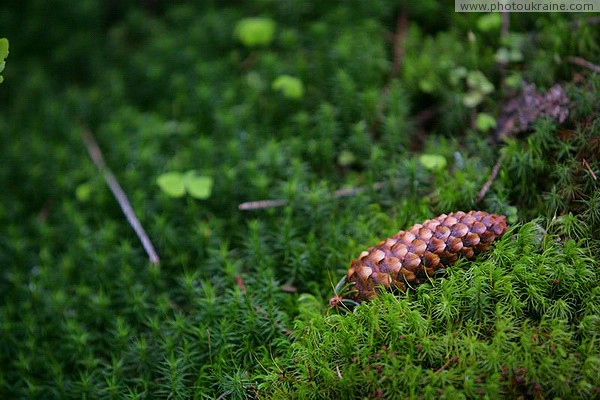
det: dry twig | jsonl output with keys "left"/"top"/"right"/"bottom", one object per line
{"left": 238, "top": 199, "right": 288, "bottom": 211}
{"left": 435, "top": 356, "right": 459, "bottom": 373}
{"left": 239, "top": 182, "right": 386, "bottom": 211}
{"left": 372, "top": 8, "right": 409, "bottom": 137}
{"left": 568, "top": 56, "right": 600, "bottom": 75}
{"left": 235, "top": 276, "right": 247, "bottom": 294}
{"left": 390, "top": 9, "right": 408, "bottom": 78}
{"left": 215, "top": 390, "right": 233, "bottom": 400}
{"left": 501, "top": 12, "right": 510, "bottom": 38}
{"left": 582, "top": 159, "right": 598, "bottom": 181}
{"left": 81, "top": 128, "right": 160, "bottom": 264}
{"left": 476, "top": 154, "right": 505, "bottom": 203}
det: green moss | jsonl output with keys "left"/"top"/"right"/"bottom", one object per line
{"left": 258, "top": 224, "right": 600, "bottom": 398}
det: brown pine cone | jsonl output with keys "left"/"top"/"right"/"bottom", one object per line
{"left": 329, "top": 211, "right": 507, "bottom": 306}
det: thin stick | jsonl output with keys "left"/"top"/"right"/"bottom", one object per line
{"left": 390, "top": 9, "right": 408, "bottom": 78}
{"left": 500, "top": 12, "right": 510, "bottom": 38}
{"left": 238, "top": 199, "right": 288, "bottom": 211}
{"left": 582, "top": 159, "right": 597, "bottom": 181}
{"left": 234, "top": 275, "right": 247, "bottom": 294}
{"left": 37, "top": 198, "right": 52, "bottom": 223}
{"left": 476, "top": 154, "right": 505, "bottom": 202}
{"left": 238, "top": 182, "right": 387, "bottom": 211}
{"left": 81, "top": 128, "right": 160, "bottom": 264}
{"left": 372, "top": 9, "right": 408, "bottom": 137}
{"left": 568, "top": 56, "right": 600, "bottom": 74}
{"left": 435, "top": 356, "right": 458, "bottom": 373}
{"left": 215, "top": 390, "right": 233, "bottom": 400}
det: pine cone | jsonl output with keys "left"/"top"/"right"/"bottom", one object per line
{"left": 330, "top": 211, "right": 507, "bottom": 306}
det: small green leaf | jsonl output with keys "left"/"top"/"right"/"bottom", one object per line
{"left": 75, "top": 183, "right": 93, "bottom": 202}
{"left": 477, "top": 13, "right": 501, "bottom": 32}
{"left": 0, "top": 38, "right": 8, "bottom": 83}
{"left": 449, "top": 66, "right": 468, "bottom": 86}
{"left": 235, "top": 17, "right": 276, "bottom": 47}
{"left": 494, "top": 47, "right": 511, "bottom": 64}
{"left": 495, "top": 47, "right": 522, "bottom": 64}
{"left": 272, "top": 75, "right": 304, "bottom": 99}
{"left": 246, "top": 71, "right": 265, "bottom": 91}
{"left": 467, "top": 71, "right": 494, "bottom": 95}
{"left": 157, "top": 172, "right": 185, "bottom": 198}
{"left": 184, "top": 173, "right": 213, "bottom": 200}
{"left": 418, "top": 78, "right": 435, "bottom": 93}
{"left": 337, "top": 150, "right": 355, "bottom": 167}
{"left": 509, "top": 49, "right": 523, "bottom": 62}
{"left": 419, "top": 154, "right": 447, "bottom": 171}
{"left": 463, "top": 91, "right": 484, "bottom": 108}
{"left": 476, "top": 113, "right": 497, "bottom": 132}
{"left": 505, "top": 73, "right": 522, "bottom": 89}
{"left": 507, "top": 206, "right": 518, "bottom": 224}
{"left": 500, "top": 32, "right": 525, "bottom": 49}
{"left": 0, "top": 39, "right": 8, "bottom": 64}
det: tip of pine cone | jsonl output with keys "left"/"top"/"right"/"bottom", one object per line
{"left": 328, "top": 295, "right": 343, "bottom": 308}
{"left": 328, "top": 295, "right": 361, "bottom": 309}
